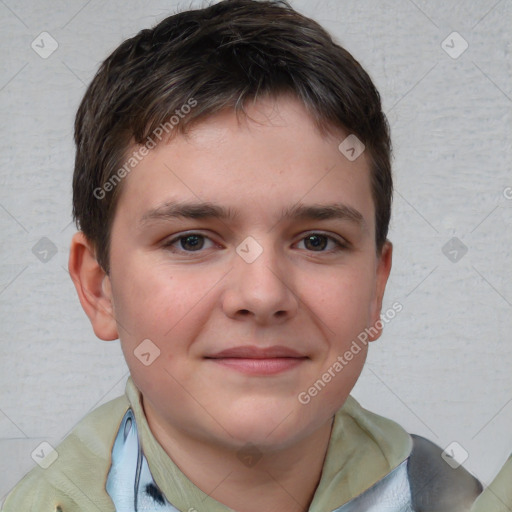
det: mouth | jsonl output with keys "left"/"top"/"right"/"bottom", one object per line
{"left": 204, "top": 345, "right": 309, "bottom": 375}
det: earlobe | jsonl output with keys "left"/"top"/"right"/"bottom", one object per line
{"left": 368, "top": 240, "right": 393, "bottom": 342}
{"left": 68, "top": 232, "right": 119, "bottom": 341}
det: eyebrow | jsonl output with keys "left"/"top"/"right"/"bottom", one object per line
{"left": 140, "top": 200, "right": 366, "bottom": 228}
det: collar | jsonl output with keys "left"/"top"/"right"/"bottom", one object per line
{"left": 116, "top": 376, "right": 412, "bottom": 511}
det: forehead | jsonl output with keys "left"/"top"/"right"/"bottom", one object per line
{"left": 113, "top": 96, "right": 374, "bottom": 230}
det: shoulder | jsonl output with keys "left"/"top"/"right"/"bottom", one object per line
{"left": 407, "top": 434, "right": 483, "bottom": 511}
{"left": 470, "top": 454, "right": 512, "bottom": 511}
{"left": 338, "top": 398, "right": 483, "bottom": 511}
{"left": 340, "top": 395, "right": 413, "bottom": 466}
{"left": 1, "top": 394, "right": 130, "bottom": 512}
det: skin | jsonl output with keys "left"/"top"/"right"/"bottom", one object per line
{"left": 69, "top": 95, "right": 392, "bottom": 512}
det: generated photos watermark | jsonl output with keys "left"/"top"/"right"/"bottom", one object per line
{"left": 338, "top": 134, "right": 365, "bottom": 161}
{"left": 134, "top": 338, "right": 161, "bottom": 366}
{"left": 298, "top": 302, "right": 403, "bottom": 405}
{"left": 93, "top": 97, "right": 198, "bottom": 200}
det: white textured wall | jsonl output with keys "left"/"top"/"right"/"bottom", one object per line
{"left": 1, "top": 0, "right": 511, "bottom": 501}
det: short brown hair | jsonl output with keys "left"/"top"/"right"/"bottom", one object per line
{"left": 73, "top": 0, "right": 392, "bottom": 272}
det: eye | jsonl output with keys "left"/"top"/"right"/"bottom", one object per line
{"left": 296, "top": 233, "right": 346, "bottom": 252}
{"left": 163, "top": 233, "right": 216, "bottom": 252}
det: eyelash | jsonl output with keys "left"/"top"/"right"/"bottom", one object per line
{"left": 161, "top": 231, "right": 348, "bottom": 255}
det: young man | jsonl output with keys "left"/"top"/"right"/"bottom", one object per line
{"left": 2, "top": 1, "right": 493, "bottom": 510}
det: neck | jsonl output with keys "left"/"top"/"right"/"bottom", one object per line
{"left": 143, "top": 401, "right": 334, "bottom": 512}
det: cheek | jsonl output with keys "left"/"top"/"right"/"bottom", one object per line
{"left": 111, "top": 260, "right": 201, "bottom": 331}
{"left": 112, "top": 263, "right": 212, "bottom": 406}
{"left": 308, "top": 264, "right": 376, "bottom": 336}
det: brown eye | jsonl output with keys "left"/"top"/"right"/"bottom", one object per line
{"left": 296, "top": 233, "right": 347, "bottom": 253}
{"left": 304, "top": 234, "right": 328, "bottom": 251}
{"left": 162, "top": 232, "right": 219, "bottom": 255}
{"left": 179, "top": 234, "right": 205, "bottom": 251}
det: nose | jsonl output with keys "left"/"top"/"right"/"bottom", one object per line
{"left": 221, "top": 239, "right": 299, "bottom": 325}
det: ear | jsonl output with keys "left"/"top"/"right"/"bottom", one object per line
{"left": 368, "top": 240, "right": 393, "bottom": 342}
{"left": 68, "top": 232, "right": 119, "bottom": 341}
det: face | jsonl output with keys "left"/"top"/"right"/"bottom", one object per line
{"left": 100, "top": 96, "right": 391, "bottom": 450}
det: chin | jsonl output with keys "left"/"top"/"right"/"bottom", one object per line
{"left": 221, "top": 408, "right": 315, "bottom": 450}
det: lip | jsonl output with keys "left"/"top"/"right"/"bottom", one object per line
{"left": 206, "top": 345, "right": 306, "bottom": 359}
{"left": 205, "top": 345, "right": 308, "bottom": 375}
